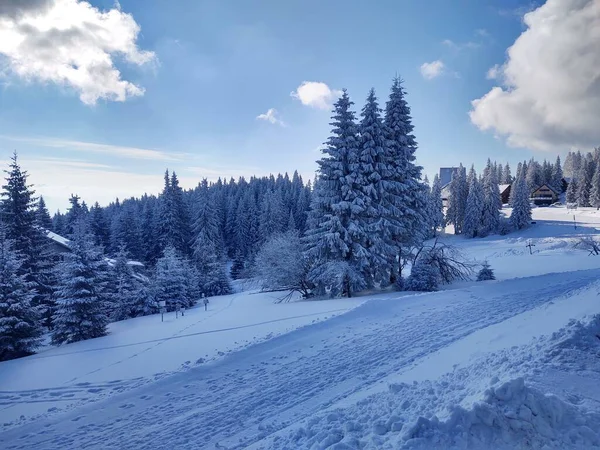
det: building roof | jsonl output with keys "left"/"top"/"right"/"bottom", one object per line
{"left": 532, "top": 183, "right": 560, "bottom": 194}
{"left": 439, "top": 167, "right": 460, "bottom": 187}
{"left": 46, "top": 230, "right": 71, "bottom": 249}
{"left": 499, "top": 184, "right": 511, "bottom": 194}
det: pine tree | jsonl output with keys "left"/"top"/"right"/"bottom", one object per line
{"left": 406, "top": 257, "right": 439, "bottom": 292}
{"left": 446, "top": 164, "right": 467, "bottom": 234}
{"left": 157, "top": 171, "right": 191, "bottom": 256}
{"left": 304, "top": 89, "right": 366, "bottom": 297}
{"left": 589, "top": 166, "right": 600, "bottom": 209}
{"left": 154, "top": 246, "right": 188, "bottom": 311}
{"left": 429, "top": 174, "right": 445, "bottom": 236}
{"left": 64, "top": 195, "right": 86, "bottom": 236}
{"left": 463, "top": 166, "right": 484, "bottom": 238}
{"left": 510, "top": 174, "right": 531, "bottom": 230}
{"left": 35, "top": 196, "right": 53, "bottom": 231}
{"left": 356, "top": 88, "right": 389, "bottom": 285}
{"left": 502, "top": 163, "right": 512, "bottom": 184}
{"left": 566, "top": 178, "right": 578, "bottom": 204}
{"left": 1, "top": 153, "right": 57, "bottom": 327}
{"left": 190, "top": 180, "right": 231, "bottom": 296}
{"left": 0, "top": 228, "right": 43, "bottom": 361}
{"left": 52, "top": 220, "right": 109, "bottom": 345}
{"left": 576, "top": 161, "right": 591, "bottom": 207}
{"left": 106, "top": 247, "right": 143, "bottom": 321}
{"left": 551, "top": 156, "right": 564, "bottom": 193}
{"left": 89, "top": 202, "right": 110, "bottom": 250}
{"left": 480, "top": 159, "right": 501, "bottom": 236}
{"left": 477, "top": 262, "right": 495, "bottom": 281}
{"left": 383, "top": 77, "right": 427, "bottom": 279}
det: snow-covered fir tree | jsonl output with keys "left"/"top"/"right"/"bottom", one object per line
{"left": 576, "top": 161, "right": 591, "bottom": 207}
{"left": 550, "top": 156, "right": 563, "bottom": 193}
{"left": 157, "top": 171, "right": 191, "bottom": 256}
{"left": 35, "top": 196, "right": 53, "bottom": 231}
{"left": 406, "top": 257, "right": 439, "bottom": 292}
{"left": 1, "top": 153, "right": 57, "bottom": 328}
{"left": 589, "top": 165, "right": 600, "bottom": 209}
{"left": 446, "top": 164, "right": 468, "bottom": 234}
{"left": 509, "top": 174, "right": 531, "bottom": 230}
{"left": 304, "top": 89, "right": 366, "bottom": 297}
{"left": 154, "top": 246, "right": 192, "bottom": 311}
{"left": 190, "top": 180, "right": 231, "bottom": 296}
{"left": 480, "top": 159, "right": 501, "bottom": 236}
{"left": 566, "top": 177, "right": 578, "bottom": 204}
{"left": 429, "top": 174, "right": 445, "bottom": 236}
{"left": 383, "top": 77, "right": 427, "bottom": 279}
{"left": 502, "top": 163, "right": 512, "bottom": 184}
{"left": 106, "top": 247, "right": 145, "bottom": 321}
{"left": 355, "top": 88, "right": 390, "bottom": 286}
{"left": 0, "top": 227, "right": 43, "bottom": 361}
{"left": 52, "top": 221, "right": 109, "bottom": 345}
{"left": 477, "top": 262, "right": 495, "bottom": 281}
{"left": 462, "top": 166, "right": 484, "bottom": 238}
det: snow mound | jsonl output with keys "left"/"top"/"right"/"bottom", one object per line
{"left": 402, "top": 377, "right": 600, "bottom": 450}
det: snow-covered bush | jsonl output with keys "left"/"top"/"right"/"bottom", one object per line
{"left": 477, "top": 261, "right": 495, "bottom": 281}
{"left": 254, "top": 231, "right": 313, "bottom": 299}
{"left": 497, "top": 217, "right": 513, "bottom": 236}
{"left": 406, "top": 258, "right": 439, "bottom": 291}
{"left": 407, "top": 239, "right": 475, "bottom": 291}
{"left": 309, "top": 260, "right": 366, "bottom": 298}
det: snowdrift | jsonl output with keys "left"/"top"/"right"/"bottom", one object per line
{"left": 403, "top": 378, "right": 600, "bottom": 449}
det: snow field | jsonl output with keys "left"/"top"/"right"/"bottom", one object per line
{"left": 1, "top": 205, "right": 600, "bottom": 449}
{"left": 0, "top": 291, "right": 364, "bottom": 429}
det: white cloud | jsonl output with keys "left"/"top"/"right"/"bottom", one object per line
{"left": 420, "top": 60, "right": 445, "bottom": 80}
{"left": 256, "top": 108, "right": 285, "bottom": 126}
{"left": 470, "top": 0, "right": 600, "bottom": 151}
{"left": 486, "top": 64, "right": 501, "bottom": 80}
{"left": 291, "top": 81, "right": 342, "bottom": 110}
{"left": 0, "top": 0, "right": 155, "bottom": 105}
{"left": 0, "top": 135, "right": 182, "bottom": 161}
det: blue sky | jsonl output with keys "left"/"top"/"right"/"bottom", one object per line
{"left": 2, "top": 0, "right": 596, "bottom": 212}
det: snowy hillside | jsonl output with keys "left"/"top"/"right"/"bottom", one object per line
{"left": 1, "top": 206, "right": 600, "bottom": 449}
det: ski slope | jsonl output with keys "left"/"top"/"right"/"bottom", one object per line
{"left": 1, "top": 206, "right": 600, "bottom": 449}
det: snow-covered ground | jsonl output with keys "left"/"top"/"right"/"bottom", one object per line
{"left": 1, "top": 206, "right": 600, "bottom": 449}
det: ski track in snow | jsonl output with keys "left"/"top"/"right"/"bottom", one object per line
{"left": 0, "top": 269, "right": 598, "bottom": 450}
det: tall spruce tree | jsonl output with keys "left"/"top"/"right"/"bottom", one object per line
{"left": 566, "top": 177, "right": 578, "bottom": 204}
{"left": 304, "top": 89, "right": 366, "bottom": 297}
{"left": 1, "top": 153, "right": 57, "bottom": 327}
{"left": 589, "top": 166, "right": 600, "bottom": 209}
{"left": 52, "top": 220, "right": 109, "bottom": 345}
{"left": 510, "top": 174, "right": 532, "bottom": 230}
{"left": 383, "top": 77, "right": 427, "bottom": 279}
{"left": 576, "top": 161, "right": 591, "bottom": 207}
{"left": 551, "top": 156, "right": 564, "bottom": 193}
{"left": 446, "top": 164, "right": 468, "bottom": 234}
{"left": 191, "top": 180, "right": 231, "bottom": 296}
{"left": 356, "top": 88, "right": 389, "bottom": 285}
{"left": 154, "top": 246, "right": 189, "bottom": 311}
{"left": 35, "top": 196, "right": 53, "bottom": 231}
{"left": 0, "top": 227, "right": 43, "bottom": 361}
{"left": 463, "top": 166, "right": 484, "bottom": 238}
{"left": 480, "top": 159, "right": 501, "bottom": 236}
{"left": 106, "top": 247, "right": 144, "bottom": 321}
{"left": 429, "top": 174, "right": 445, "bottom": 236}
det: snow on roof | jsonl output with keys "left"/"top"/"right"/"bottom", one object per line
{"left": 498, "top": 184, "right": 511, "bottom": 193}
{"left": 46, "top": 231, "right": 71, "bottom": 248}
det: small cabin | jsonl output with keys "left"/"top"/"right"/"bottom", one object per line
{"left": 530, "top": 184, "right": 559, "bottom": 206}
{"left": 499, "top": 184, "right": 512, "bottom": 204}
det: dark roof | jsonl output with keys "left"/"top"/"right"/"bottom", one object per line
{"left": 532, "top": 183, "right": 560, "bottom": 194}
